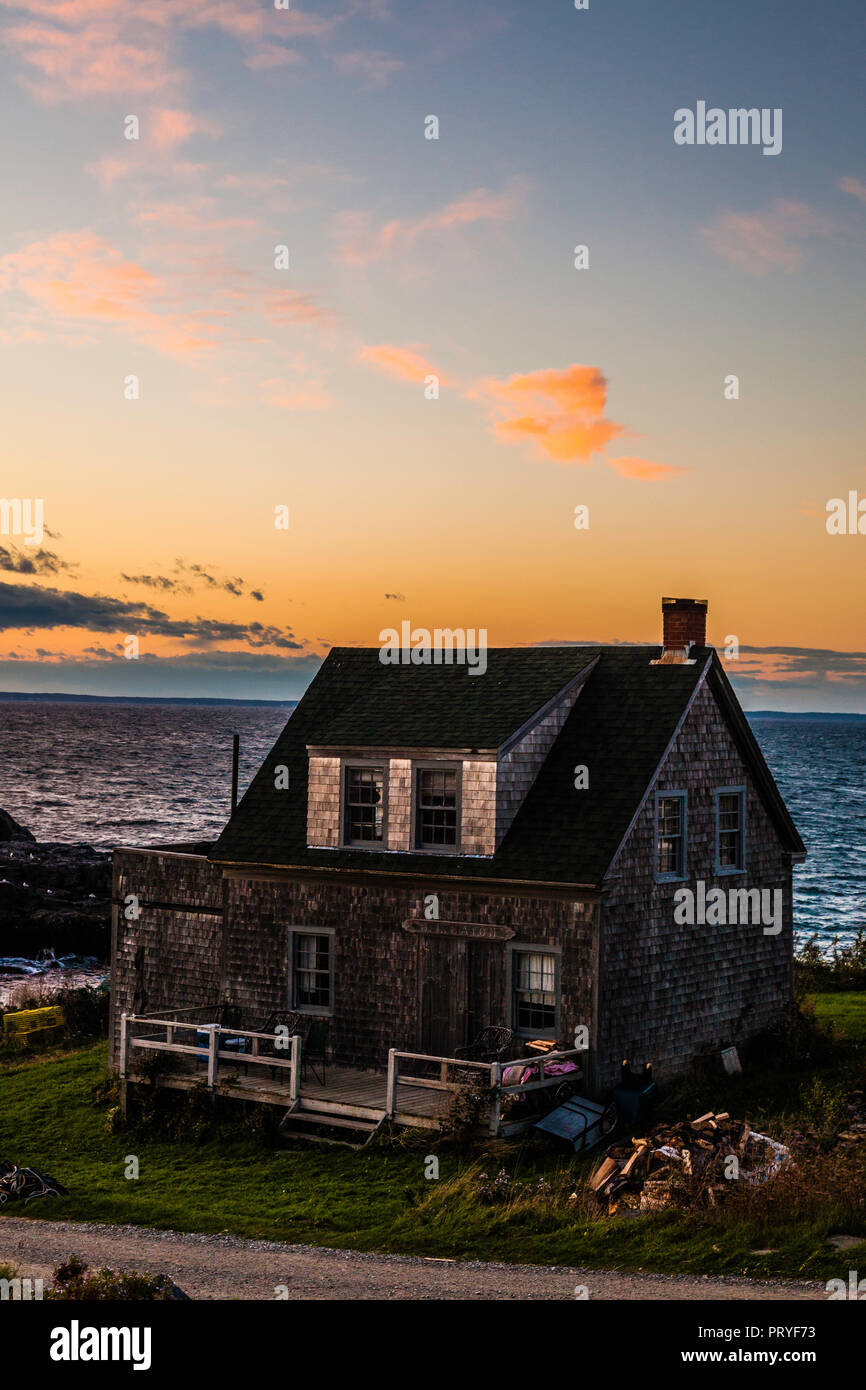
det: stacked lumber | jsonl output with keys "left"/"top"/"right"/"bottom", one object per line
{"left": 588, "top": 1111, "right": 787, "bottom": 1213}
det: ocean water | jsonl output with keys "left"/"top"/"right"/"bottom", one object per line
{"left": 0, "top": 702, "right": 863, "bottom": 950}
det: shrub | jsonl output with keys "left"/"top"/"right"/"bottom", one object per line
{"left": 47, "top": 1256, "right": 183, "bottom": 1301}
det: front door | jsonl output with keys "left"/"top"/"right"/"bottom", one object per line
{"left": 419, "top": 935, "right": 468, "bottom": 1056}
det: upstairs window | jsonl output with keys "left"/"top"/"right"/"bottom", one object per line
{"left": 655, "top": 791, "right": 687, "bottom": 880}
{"left": 344, "top": 765, "right": 385, "bottom": 845}
{"left": 511, "top": 949, "right": 558, "bottom": 1038}
{"left": 716, "top": 788, "right": 746, "bottom": 873}
{"left": 415, "top": 767, "right": 459, "bottom": 850}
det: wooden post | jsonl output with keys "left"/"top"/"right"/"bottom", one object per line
{"left": 119, "top": 1011, "right": 129, "bottom": 1077}
{"left": 207, "top": 1025, "right": 218, "bottom": 1088}
{"left": 290, "top": 1034, "right": 300, "bottom": 1102}
{"left": 386, "top": 1049, "right": 397, "bottom": 1118}
{"left": 230, "top": 733, "right": 240, "bottom": 814}
{"left": 488, "top": 1062, "right": 501, "bottom": 1136}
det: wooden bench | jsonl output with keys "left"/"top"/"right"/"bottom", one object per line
{"left": 2, "top": 1006, "right": 65, "bottom": 1045}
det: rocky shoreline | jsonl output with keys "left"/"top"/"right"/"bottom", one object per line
{"left": 0, "top": 810, "right": 111, "bottom": 961}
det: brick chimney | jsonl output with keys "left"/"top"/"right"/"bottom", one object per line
{"left": 661, "top": 597, "right": 708, "bottom": 655}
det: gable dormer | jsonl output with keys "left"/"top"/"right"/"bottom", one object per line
{"left": 305, "top": 658, "right": 596, "bottom": 857}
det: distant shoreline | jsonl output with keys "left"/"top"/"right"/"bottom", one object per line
{"left": 0, "top": 693, "right": 863, "bottom": 719}
{"left": 0, "top": 693, "right": 297, "bottom": 707}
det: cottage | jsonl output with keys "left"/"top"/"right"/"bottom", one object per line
{"left": 110, "top": 597, "right": 805, "bottom": 1136}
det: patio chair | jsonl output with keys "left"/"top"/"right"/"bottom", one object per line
{"left": 195, "top": 1004, "right": 245, "bottom": 1072}
{"left": 249, "top": 1010, "right": 301, "bottom": 1081}
{"left": 293, "top": 1016, "right": 328, "bottom": 1086}
{"left": 454, "top": 1026, "right": 517, "bottom": 1065}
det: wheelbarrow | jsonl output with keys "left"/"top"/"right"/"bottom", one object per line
{"left": 534, "top": 1092, "right": 618, "bottom": 1154}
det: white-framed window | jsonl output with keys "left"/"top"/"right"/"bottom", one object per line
{"left": 655, "top": 790, "right": 688, "bottom": 881}
{"left": 289, "top": 929, "right": 334, "bottom": 1015}
{"left": 508, "top": 946, "right": 559, "bottom": 1039}
{"left": 414, "top": 764, "right": 460, "bottom": 851}
{"left": 716, "top": 786, "right": 746, "bottom": 874}
{"left": 343, "top": 763, "right": 386, "bottom": 846}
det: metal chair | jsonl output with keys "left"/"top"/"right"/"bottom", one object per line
{"left": 454, "top": 1026, "right": 517, "bottom": 1064}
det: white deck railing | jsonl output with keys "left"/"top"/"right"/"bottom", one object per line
{"left": 119, "top": 1012, "right": 300, "bottom": 1100}
{"left": 386, "top": 1045, "right": 587, "bottom": 1134}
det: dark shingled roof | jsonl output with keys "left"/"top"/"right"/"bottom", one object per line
{"left": 210, "top": 645, "right": 803, "bottom": 885}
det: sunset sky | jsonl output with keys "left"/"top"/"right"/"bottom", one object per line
{"left": 0, "top": 0, "right": 864, "bottom": 709}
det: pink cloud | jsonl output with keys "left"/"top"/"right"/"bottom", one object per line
{"left": 702, "top": 200, "right": 833, "bottom": 275}
{"left": 151, "top": 107, "right": 220, "bottom": 150}
{"left": 0, "top": 228, "right": 331, "bottom": 360}
{"left": 359, "top": 343, "right": 445, "bottom": 384}
{"left": 0, "top": 0, "right": 332, "bottom": 102}
{"left": 0, "top": 229, "right": 216, "bottom": 356}
{"left": 333, "top": 180, "right": 525, "bottom": 265}
{"left": 475, "top": 364, "right": 623, "bottom": 463}
{"left": 839, "top": 176, "right": 866, "bottom": 205}
{"left": 473, "top": 363, "right": 681, "bottom": 481}
{"left": 606, "top": 455, "right": 687, "bottom": 482}
{"left": 2, "top": 20, "right": 183, "bottom": 102}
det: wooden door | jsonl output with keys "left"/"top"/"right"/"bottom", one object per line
{"left": 467, "top": 939, "right": 506, "bottom": 1040}
{"left": 419, "top": 935, "right": 468, "bottom": 1056}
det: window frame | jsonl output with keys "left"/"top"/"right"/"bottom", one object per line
{"left": 340, "top": 758, "right": 388, "bottom": 849}
{"left": 654, "top": 789, "right": 689, "bottom": 883}
{"left": 506, "top": 944, "right": 561, "bottom": 1041}
{"left": 288, "top": 927, "right": 335, "bottom": 1017}
{"left": 715, "top": 785, "right": 747, "bottom": 875}
{"left": 412, "top": 760, "right": 462, "bottom": 853}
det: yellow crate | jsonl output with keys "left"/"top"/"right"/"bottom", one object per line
{"left": 2, "top": 1005, "right": 66, "bottom": 1043}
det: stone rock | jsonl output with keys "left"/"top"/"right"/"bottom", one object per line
{"left": 0, "top": 809, "right": 36, "bottom": 843}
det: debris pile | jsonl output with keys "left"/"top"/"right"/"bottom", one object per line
{"left": 588, "top": 1111, "right": 789, "bottom": 1213}
{"left": 0, "top": 1159, "right": 68, "bottom": 1206}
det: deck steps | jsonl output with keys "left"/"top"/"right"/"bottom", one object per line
{"left": 277, "top": 1103, "right": 387, "bottom": 1149}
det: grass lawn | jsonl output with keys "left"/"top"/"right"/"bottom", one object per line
{"left": 0, "top": 1019, "right": 864, "bottom": 1284}
{"left": 806, "top": 992, "right": 866, "bottom": 1042}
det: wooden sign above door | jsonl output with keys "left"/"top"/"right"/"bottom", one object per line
{"left": 402, "top": 919, "right": 515, "bottom": 941}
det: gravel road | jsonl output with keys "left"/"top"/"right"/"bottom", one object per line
{"left": 0, "top": 1217, "right": 827, "bottom": 1300}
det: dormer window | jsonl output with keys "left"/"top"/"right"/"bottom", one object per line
{"left": 415, "top": 766, "right": 459, "bottom": 850}
{"left": 344, "top": 764, "right": 385, "bottom": 846}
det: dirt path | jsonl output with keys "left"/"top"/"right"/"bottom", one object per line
{"left": 0, "top": 1217, "right": 827, "bottom": 1300}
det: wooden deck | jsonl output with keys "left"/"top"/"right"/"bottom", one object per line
{"left": 120, "top": 1012, "right": 586, "bottom": 1135}
{"left": 130, "top": 1055, "right": 452, "bottom": 1128}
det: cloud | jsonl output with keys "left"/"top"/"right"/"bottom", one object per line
{"left": 0, "top": 545, "right": 75, "bottom": 575}
{"left": 174, "top": 561, "right": 266, "bottom": 600}
{"left": 702, "top": 200, "right": 833, "bottom": 275}
{"left": 606, "top": 455, "right": 687, "bottom": 482}
{"left": 0, "top": 0, "right": 332, "bottom": 102}
{"left": 150, "top": 107, "right": 220, "bottom": 150}
{"left": 121, "top": 572, "right": 190, "bottom": 594}
{"left": 332, "top": 179, "right": 525, "bottom": 265}
{"left": 359, "top": 343, "right": 444, "bottom": 384}
{"left": 475, "top": 364, "right": 623, "bottom": 463}
{"left": 472, "top": 363, "right": 683, "bottom": 479}
{"left": 0, "top": 229, "right": 212, "bottom": 356}
{"left": 839, "top": 176, "right": 866, "bottom": 205}
{"left": 331, "top": 48, "right": 403, "bottom": 89}
{"left": 0, "top": 229, "right": 331, "bottom": 360}
{"left": 0, "top": 580, "right": 299, "bottom": 648}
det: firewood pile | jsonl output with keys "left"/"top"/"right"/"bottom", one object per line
{"left": 588, "top": 1111, "right": 790, "bottom": 1213}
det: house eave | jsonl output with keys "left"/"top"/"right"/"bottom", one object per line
{"left": 212, "top": 857, "right": 602, "bottom": 900}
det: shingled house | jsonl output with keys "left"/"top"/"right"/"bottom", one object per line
{"left": 110, "top": 598, "right": 805, "bottom": 1131}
